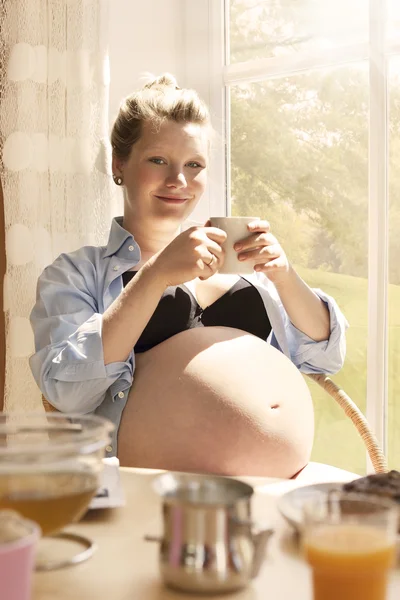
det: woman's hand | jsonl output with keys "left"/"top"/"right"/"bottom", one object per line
{"left": 234, "top": 220, "right": 290, "bottom": 283}
{"left": 235, "top": 219, "right": 330, "bottom": 340}
{"left": 151, "top": 225, "right": 227, "bottom": 287}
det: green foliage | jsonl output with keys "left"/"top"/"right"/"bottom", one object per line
{"left": 229, "top": 1, "right": 400, "bottom": 472}
{"left": 230, "top": 2, "right": 400, "bottom": 284}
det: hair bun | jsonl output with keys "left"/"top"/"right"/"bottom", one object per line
{"left": 143, "top": 73, "right": 181, "bottom": 91}
{"left": 111, "top": 72, "right": 210, "bottom": 162}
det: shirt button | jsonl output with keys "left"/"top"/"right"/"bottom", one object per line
{"left": 106, "top": 445, "right": 113, "bottom": 453}
{"left": 113, "top": 265, "right": 119, "bottom": 271}
{"left": 118, "top": 391, "right": 125, "bottom": 399}
{"left": 128, "top": 245, "right": 134, "bottom": 251}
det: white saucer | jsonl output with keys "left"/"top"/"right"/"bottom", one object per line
{"left": 277, "top": 481, "right": 346, "bottom": 534}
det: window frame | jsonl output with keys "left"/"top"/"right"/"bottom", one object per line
{"left": 199, "top": 0, "right": 395, "bottom": 470}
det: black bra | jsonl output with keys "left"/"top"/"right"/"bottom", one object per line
{"left": 122, "top": 272, "right": 272, "bottom": 353}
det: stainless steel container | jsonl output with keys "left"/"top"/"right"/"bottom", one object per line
{"left": 145, "top": 472, "right": 274, "bottom": 594}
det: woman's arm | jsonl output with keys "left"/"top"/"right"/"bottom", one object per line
{"left": 236, "top": 220, "right": 348, "bottom": 374}
{"left": 235, "top": 220, "right": 332, "bottom": 341}
{"left": 103, "top": 224, "right": 227, "bottom": 364}
{"left": 32, "top": 224, "right": 228, "bottom": 405}
{"left": 271, "top": 266, "right": 330, "bottom": 342}
{"left": 29, "top": 253, "right": 135, "bottom": 413}
{"left": 102, "top": 262, "right": 167, "bottom": 364}
{"left": 30, "top": 259, "right": 168, "bottom": 413}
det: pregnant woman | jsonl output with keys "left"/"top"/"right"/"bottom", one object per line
{"left": 29, "top": 74, "right": 348, "bottom": 478}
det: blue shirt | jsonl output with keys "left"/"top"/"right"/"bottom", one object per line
{"left": 29, "top": 217, "right": 349, "bottom": 456}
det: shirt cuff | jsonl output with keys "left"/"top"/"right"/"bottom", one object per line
{"left": 286, "top": 288, "right": 349, "bottom": 374}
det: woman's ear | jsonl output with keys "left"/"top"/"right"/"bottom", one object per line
{"left": 112, "top": 154, "right": 124, "bottom": 176}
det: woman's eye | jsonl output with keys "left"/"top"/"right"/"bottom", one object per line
{"left": 187, "top": 162, "right": 203, "bottom": 169}
{"left": 149, "top": 158, "right": 166, "bottom": 165}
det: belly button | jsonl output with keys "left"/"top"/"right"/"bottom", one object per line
{"left": 270, "top": 404, "right": 280, "bottom": 410}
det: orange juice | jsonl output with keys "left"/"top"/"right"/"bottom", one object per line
{"left": 304, "top": 523, "right": 396, "bottom": 600}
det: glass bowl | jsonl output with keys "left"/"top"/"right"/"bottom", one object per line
{"left": 0, "top": 412, "right": 114, "bottom": 569}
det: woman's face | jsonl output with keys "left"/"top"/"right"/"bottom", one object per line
{"left": 116, "top": 119, "right": 209, "bottom": 224}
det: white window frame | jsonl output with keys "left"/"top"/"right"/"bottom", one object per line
{"left": 183, "top": 0, "right": 228, "bottom": 225}
{"left": 186, "top": 0, "right": 395, "bottom": 470}
{"left": 368, "top": 0, "right": 389, "bottom": 469}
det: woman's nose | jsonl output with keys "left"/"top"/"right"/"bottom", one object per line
{"left": 165, "top": 170, "right": 187, "bottom": 188}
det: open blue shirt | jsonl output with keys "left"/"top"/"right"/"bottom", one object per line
{"left": 29, "top": 217, "right": 349, "bottom": 456}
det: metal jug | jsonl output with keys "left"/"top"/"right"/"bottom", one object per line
{"left": 145, "top": 472, "right": 274, "bottom": 594}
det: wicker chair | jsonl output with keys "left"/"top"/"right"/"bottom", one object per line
{"left": 42, "top": 374, "right": 388, "bottom": 475}
{"left": 306, "top": 374, "right": 387, "bottom": 474}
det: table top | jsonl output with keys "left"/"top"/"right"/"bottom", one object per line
{"left": 33, "top": 466, "right": 400, "bottom": 600}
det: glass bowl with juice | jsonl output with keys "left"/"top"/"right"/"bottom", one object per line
{"left": 0, "top": 412, "right": 114, "bottom": 568}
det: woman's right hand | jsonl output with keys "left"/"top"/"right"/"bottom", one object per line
{"left": 150, "top": 225, "right": 227, "bottom": 286}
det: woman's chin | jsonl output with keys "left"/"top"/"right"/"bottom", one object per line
{"left": 118, "top": 327, "right": 314, "bottom": 478}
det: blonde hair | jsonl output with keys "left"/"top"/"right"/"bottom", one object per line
{"left": 111, "top": 73, "right": 211, "bottom": 161}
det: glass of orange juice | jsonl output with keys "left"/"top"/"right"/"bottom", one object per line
{"left": 302, "top": 492, "right": 398, "bottom": 600}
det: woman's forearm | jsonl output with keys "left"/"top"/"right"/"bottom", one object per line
{"left": 102, "top": 262, "right": 167, "bottom": 365}
{"left": 273, "top": 266, "right": 330, "bottom": 342}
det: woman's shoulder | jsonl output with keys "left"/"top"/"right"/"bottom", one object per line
{"left": 40, "top": 243, "right": 108, "bottom": 284}
{"left": 42, "top": 217, "right": 130, "bottom": 276}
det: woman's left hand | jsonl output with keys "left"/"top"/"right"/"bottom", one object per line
{"left": 234, "top": 220, "right": 290, "bottom": 283}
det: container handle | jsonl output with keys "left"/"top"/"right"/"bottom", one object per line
{"left": 144, "top": 534, "right": 163, "bottom": 543}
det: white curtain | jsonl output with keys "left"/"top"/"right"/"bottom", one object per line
{"left": 0, "top": 0, "right": 118, "bottom": 411}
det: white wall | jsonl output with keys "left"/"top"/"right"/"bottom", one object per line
{"left": 107, "top": 0, "right": 226, "bottom": 222}
{"left": 108, "top": 0, "right": 185, "bottom": 126}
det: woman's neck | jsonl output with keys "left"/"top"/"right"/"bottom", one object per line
{"left": 122, "top": 215, "right": 181, "bottom": 259}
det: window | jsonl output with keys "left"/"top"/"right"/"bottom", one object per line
{"left": 388, "top": 54, "right": 400, "bottom": 470}
{"left": 224, "top": 0, "right": 399, "bottom": 473}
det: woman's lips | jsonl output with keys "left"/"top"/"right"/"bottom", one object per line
{"left": 154, "top": 195, "right": 188, "bottom": 204}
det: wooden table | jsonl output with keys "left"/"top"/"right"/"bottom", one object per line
{"left": 33, "top": 467, "right": 400, "bottom": 600}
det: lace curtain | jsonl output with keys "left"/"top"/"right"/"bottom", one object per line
{"left": 0, "top": 0, "right": 119, "bottom": 411}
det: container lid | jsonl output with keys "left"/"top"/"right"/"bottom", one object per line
{"left": 153, "top": 472, "right": 254, "bottom": 506}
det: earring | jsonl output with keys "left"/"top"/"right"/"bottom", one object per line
{"left": 113, "top": 174, "right": 123, "bottom": 186}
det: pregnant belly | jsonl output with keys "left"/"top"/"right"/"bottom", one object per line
{"left": 118, "top": 327, "right": 314, "bottom": 478}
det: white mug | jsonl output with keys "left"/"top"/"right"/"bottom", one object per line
{"left": 209, "top": 216, "right": 260, "bottom": 275}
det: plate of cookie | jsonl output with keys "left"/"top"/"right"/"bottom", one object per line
{"left": 278, "top": 470, "right": 400, "bottom": 534}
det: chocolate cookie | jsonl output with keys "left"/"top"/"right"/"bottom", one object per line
{"left": 343, "top": 470, "right": 400, "bottom": 503}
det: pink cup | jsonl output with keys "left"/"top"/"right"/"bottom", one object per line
{"left": 0, "top": 511, "right": 41, "bottom": 600}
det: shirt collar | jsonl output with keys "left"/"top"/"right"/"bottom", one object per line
{"left": 103, "top": 216, "right": 140, "bottom": 259}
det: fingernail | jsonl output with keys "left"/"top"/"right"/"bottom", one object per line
{"left": 238, "top": 254, "right": 246, "bottom": 261}
{"left": 234, "top": 243, "right": 242, "bottom": 251}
